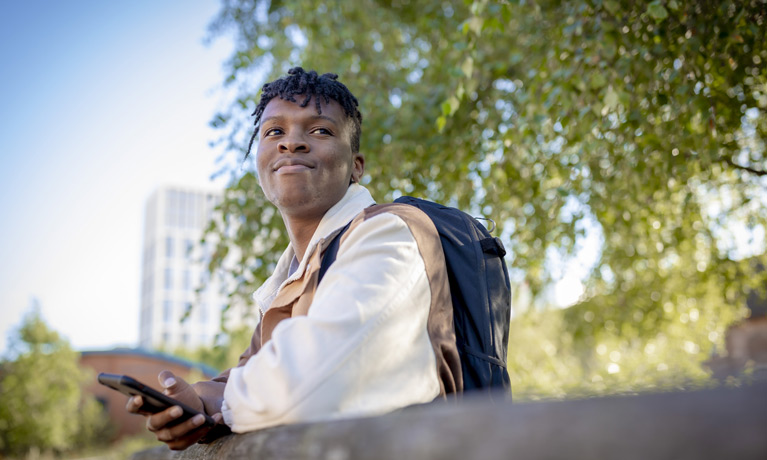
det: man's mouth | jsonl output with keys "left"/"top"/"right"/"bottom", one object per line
{"left": 276, "top": 164, "right": 311, "bottom": 173}
{"left": 274, "top": 160, "right": 314, "bottom": 173}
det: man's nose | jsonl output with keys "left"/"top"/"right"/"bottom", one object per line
{"left": 278, "top": 134, "right": 309, "bottom": 153}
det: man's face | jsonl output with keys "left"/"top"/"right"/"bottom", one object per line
{"left": 256, "top": 97, "right": 364, "bottom": 220}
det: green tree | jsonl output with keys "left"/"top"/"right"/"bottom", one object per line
{"left": 0, "top": 306, "right": 109, "bottom": 457}
{"left": 201, "top": 0, "right": 766, "bottom": 396}
{"left": 165, "top": 325, "right": 254, "bottom": 374}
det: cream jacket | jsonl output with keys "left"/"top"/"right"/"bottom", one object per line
{"left": 221, "top": 184, "right": 447, "bottom": 432}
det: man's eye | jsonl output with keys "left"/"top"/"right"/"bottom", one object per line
{"left": 312, "top": 128, "right": 331, "bottom": 135}
{"left": 264, "top": 128, "right": 283, "bottom": 137}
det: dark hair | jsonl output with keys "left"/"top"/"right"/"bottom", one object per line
{"left": 245, "top": 67, "right": 363, "bottom": 159}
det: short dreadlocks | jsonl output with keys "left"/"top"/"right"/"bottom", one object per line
{"left": 245, "top": 67, "right": 363, "bottom": 159}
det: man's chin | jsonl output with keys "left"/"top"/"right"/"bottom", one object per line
{"left": 274, "top": 195, "right": 328, "bottom": 216}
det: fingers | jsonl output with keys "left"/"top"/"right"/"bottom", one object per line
{"left": 157, "top": 370, "right": 205, "bottom": 413}
{"left": 158, "top": 370, "right": 190, "bottom": 398}
{"left": 153, "top": 413, "right": 207, "bottom": 439}
{"left": 161, "top": 413, "right": 223, "bottom": 451}
{"left": 148, "top": 409, "right": 211, "bottom": 450}
{"left": 139, "top": 369, "right": 210, "bottom": 450}
{"left": 145, "top": 405, "right": 184, "bottom": 432}
{"left": 158, "top": 370, "right": 183, "bottom": 392}
{"left": 126, "top": 395, "right": 143, "bottom": 414}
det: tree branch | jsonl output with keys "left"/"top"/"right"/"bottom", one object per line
{"left": 723, "top": 157, "right": 767, "bottom": 177}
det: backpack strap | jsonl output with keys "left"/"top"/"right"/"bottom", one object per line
{"left": 318, "top": 219, "right": 352, "bottom": 284}
{"left": 317, "top": 204, "right": 463, "bottom": 396}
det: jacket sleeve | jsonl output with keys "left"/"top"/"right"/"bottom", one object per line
{"left": 221, "top": 212, "right": 441, "bottom": 432}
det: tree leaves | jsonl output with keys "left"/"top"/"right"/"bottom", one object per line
{"left": 0, "top": 308, "right": 109, "bottom": 456}
{"left": 647, "top": 1, "right": 669, "bottom": 22}
{"left": 202, "top": 0, "right": 767, "bottom": 395}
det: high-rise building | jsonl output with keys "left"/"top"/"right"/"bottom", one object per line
{"left": 139, "top": 186, "right": 228, "bottom": 350}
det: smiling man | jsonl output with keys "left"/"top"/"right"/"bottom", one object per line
{"left": 127, "top": 67, "right": 462, "bottom": 449}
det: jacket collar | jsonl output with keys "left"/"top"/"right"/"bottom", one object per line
{"left": 253, "top": 184, "right": 376, "bottom": 314}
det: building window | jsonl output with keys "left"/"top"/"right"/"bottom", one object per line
{"left": 163, "top": 300, "right": 172, "bottom": 322}
{"left": 183, "top": 270, "right": 191, "bottom": 291}
{"left": 166, "top": 236, "right": 173, "bottom": 258}
{"left": 164, "top": 268, "right": 172, "bottom": 290}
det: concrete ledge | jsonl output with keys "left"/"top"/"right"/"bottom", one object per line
{"left": 133, "top": 382, "right": 767, "bottom": 460}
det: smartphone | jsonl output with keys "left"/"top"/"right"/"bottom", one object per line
{"left": 97, "top": 373, "right": 215, "bottom": 428}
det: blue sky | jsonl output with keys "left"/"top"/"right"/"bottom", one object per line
{"left": 0, "top": 1, "right": 234, "bottom": 354}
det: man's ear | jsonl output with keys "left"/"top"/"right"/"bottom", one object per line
{"left": 351, "top": 153, "right": 365, "bottom": 183}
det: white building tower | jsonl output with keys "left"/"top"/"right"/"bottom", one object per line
{"left": 139, "top": 186, "right": 227, "bottom": 351}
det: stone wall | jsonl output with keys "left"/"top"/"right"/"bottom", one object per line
{"left": 133, "top": 382, "right": 767, "bottom": 460}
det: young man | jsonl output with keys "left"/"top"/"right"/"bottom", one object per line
{"left": 128, "top": 68, "right": 461, "bottom": 450}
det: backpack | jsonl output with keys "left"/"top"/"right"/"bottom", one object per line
{"left": 318, "top": 196, "right": 512, "bottom": 393}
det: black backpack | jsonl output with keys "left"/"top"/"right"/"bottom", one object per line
{"left": 319, "top": 196, "right": 512, "bottom": 393}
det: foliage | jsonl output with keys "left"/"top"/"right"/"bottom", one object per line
{"left": 509, "top": 272, "right": 743, "bottom": 400}
{"left": 0, "top": 307, "right": 110, "bottom": 458}
{"left": 166, "top": 325, "right": 255, "bottom": 374}
{"left": 76, "top": 432, "right": 161, "bottom": 460}
{"left": 201, "top": 0, "right": 767, "bottom": 396}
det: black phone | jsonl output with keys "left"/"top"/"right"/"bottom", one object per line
{"left": 97, "top": 373, "right": 215, "bottom": 428}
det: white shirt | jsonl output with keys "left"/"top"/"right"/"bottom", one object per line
{"left": 221, "top": 184, "right": 441, "bottom": 432}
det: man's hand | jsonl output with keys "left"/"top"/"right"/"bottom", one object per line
{"left": 125, "top": 370, "right": 223, "bottom": 450}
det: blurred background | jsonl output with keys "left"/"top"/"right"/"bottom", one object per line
{"left": 1, "top": 0, "right": 765, "bottom": 458}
